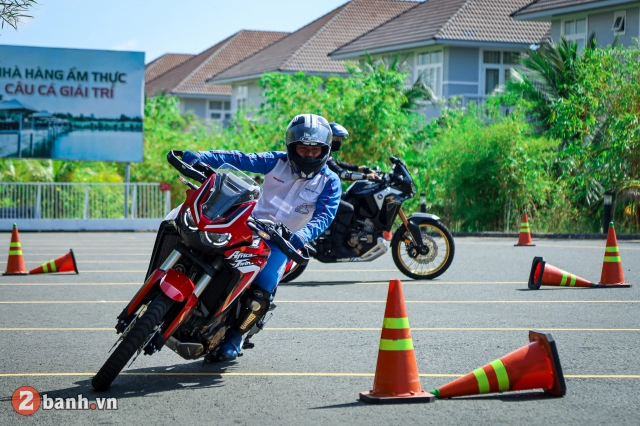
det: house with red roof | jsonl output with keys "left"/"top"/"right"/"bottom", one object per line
{"left": 144, "top": 30, "right": 288, "bottom": 122}
{"left": 330, "top": 0, "right": 550, "bottom": 112}
{"left": 208, "top": 0, "right": 419, "bottom": 114}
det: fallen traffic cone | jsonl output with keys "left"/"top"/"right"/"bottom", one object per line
{"left": 515, "top": 211, "right": 535, "bottom": 246}
{"left": 528, "top": 257, "right": 594, "bottom": 289}
{"left": 432, "top": 330, "right": 566, "bottom": 399}
{"left": 598, "top": 222, "right": 631, "bottom": 288}
{"left": 3, "top": 223, "right": 28, "bottom": 276}
{"left": 360, "top": 279, "right": 435, "bottom": 404}
{"left": 29, "top": 249, "right": 79, "bottom": 275}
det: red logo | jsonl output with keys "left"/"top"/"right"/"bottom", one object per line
{"left": 273, "top": 176, "right": 284, "bottom": 183}
{"left": 12, "top": 386, "right": 41, "bottom": 416}
{"left": 159, "top": 183, "right": 171, "bottom": 191}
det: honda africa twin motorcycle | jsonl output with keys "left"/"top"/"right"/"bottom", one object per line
{"left": 281, "top": 156, "right": 454, "bottom": 282}
{"left": 92, "top": 151, "right": 311, "bottom": 391}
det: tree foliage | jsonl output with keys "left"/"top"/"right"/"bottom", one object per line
{"left": 2, "top": 43, "right": 638, "bottom": 232}
{"left": 0, "top": 0, "right": 37, "bottom": 31}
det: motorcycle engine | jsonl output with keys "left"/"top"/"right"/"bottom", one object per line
{"left": 347, "top": 219, "right": 377, "bottom": 255}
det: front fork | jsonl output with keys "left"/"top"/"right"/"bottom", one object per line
{"left": 398, "top": 208, "right": 420, "bottom": 246}
{"left": 117, "top": 247, "right": 219, "bottom": 338}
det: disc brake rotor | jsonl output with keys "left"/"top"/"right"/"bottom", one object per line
{"left": 405, "top": 233, "right": 438, "bottom": 264}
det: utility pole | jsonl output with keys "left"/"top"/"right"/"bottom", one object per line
{"left": 124, "top": 163, "right": 130, "bottom": 219}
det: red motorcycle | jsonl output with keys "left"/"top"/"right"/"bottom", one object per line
{"left": 92, "top": 151, "right": 310, "bottom": 391}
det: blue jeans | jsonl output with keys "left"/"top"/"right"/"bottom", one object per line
{"left": 251, "top": 240, "right": 288, "bottom": 294}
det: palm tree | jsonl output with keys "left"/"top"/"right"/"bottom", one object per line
{"left": 507, "top": 35, "right": 597, "bottom": 129}
{"left": 362, "top": 53, "right": 437, "bottom": 111}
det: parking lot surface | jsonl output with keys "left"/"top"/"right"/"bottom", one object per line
{"left": 0, "top": 232, "right": 638, "bottom": 425}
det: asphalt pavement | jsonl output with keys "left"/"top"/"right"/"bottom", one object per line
{"left": 0, "top": 232, "right": 638, "bottom": 425}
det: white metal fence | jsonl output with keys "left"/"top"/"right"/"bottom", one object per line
{"left": 0, "top": 182, "right": 171, "bottom": 231}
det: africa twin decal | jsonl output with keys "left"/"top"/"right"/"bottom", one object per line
{"left": 226, "top": 251, "right": 257, "bottom": 269}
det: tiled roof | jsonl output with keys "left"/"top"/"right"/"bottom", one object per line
{"left": 145, "top": 54, "right": 194, "bottom": 83}
{"left": 209, "top": 0, "right": 419, "bottom": 84}
{"left": 145, "top": 30, "right": 289, "bottom": 97}
{"left": 332, "top": 0, "right": 551, "bottom": 58}
{"left": 512, "top": 0, "right": 610, "bottom": 17}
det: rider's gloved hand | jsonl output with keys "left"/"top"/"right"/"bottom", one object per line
{"left": 182, "top": 150, "right": 202, "bottom": 166}
{"left": 289, "top": 232, "right": 306, "bottom": 250}
{"left": 366, "top": 172, "right": 381, "bottom": 180}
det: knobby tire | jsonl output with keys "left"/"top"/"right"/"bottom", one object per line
{"left": 92, "top": 294, "right": 173, "bottom": 391}
{"left": 391, "top": 220, "right": 455, "bottom": 280}
{"left": 280, "top": 263, "right": 308, "bottom": 283}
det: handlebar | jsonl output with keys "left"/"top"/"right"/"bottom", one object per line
{"left": 247, "top": 217, "right": 311, "bottom": 266}
{"left": 167, "top": 150, "right": 210, "bottom": 184}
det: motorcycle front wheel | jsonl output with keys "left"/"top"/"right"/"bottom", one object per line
{"left": 280, "top": 262, "right": 308, "bottom": 283}
{"left": 391, "top": 220, "right": 455, "bottom": 280}
{"left": 92, "top": 294, "right": 173, "bottom": 391}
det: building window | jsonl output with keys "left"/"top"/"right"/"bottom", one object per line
{"left": 415, "top": 50, "right": 442, "bottom": 97}
{"left": 207, "top": 100, "right": 230, "bottom": 122}
{"left": 612, "top": 11, "right": 626, "bottom": 35}
{"left": 481, "top": 51, "right": 520, "bottom": 94}
{"left": 562, "top": 18, "right": 587, "bottom": 51}
{"left": 236, "top": 85, "right": 248, "bottom": 110}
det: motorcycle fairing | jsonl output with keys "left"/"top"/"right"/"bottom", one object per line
{"left": 215, "top": 243, "right": 269, "bottom": 316}
{"left": 181, "top": 176, "right": 257, "bottom": 249}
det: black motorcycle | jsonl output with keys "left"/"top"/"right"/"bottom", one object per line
{"left": 281, "top": 156, "right": 454, "bottom": 282}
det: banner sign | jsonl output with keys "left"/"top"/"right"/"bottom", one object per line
{"left": 0, "top": 45, "right": 144, "bottom": 162}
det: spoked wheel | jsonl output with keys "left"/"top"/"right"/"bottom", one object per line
{"left": 391, "top": 220, "right": 455, "bottom": 280}
{"left": 92, "top": 294, "right": 173, "bottom": 391}
{"left": 280, "top": 263, "right": 308, "bottom": 283}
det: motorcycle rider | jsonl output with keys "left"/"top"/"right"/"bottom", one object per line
{"left": 182, "top": 113, "right": 341, "bottom": 360}
{"left": 327, "top": 122, "right": 379, "bottom": 258}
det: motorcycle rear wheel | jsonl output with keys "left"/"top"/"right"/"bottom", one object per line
{"left": 92, "top": 294, "right": 173, "bottom": 391}
{"left": 391, "top": 220, "right": 455, "bottom": 280}
{"left": 280, "top": 263, "right": 308, "bottom": 283}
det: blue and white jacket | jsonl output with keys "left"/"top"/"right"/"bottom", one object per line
{"left": 184, "top": 150, "right": 341, "bottom": 242}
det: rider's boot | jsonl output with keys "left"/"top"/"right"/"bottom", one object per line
{"left": 219, "top": 330, "right": 243, "bottom": 360}
{"left": 219, "top": 287, "right": 271, "bottom": 361}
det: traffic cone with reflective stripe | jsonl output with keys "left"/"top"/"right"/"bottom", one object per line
{"left": 597, "top": 223, "right": 630, "bottom": 288}
{"left": 432, "top": 330, "right": 566, "bottom": 399}
{"left": 528, "top": 257, "right": 594, "bottom": 289}
{"left": 29, "top": 249, "right": 78, "bottom": 275}
{"left": 360, "top": 279, "right": 435, "bottom": 404}
{"left": 515, "top": 211, "right": 535, "bottom": 246}
{"left": 3, "top": 223, "right": 27, "bottom": 276}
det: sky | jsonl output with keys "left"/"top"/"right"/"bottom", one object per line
{"left": 0, "top": 0, "right": 355, "bottom": 63}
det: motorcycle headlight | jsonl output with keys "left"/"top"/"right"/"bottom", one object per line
{"left": 183, "top": 209, "right": 198, "bottom": 231}
{"left": 200, "top": 231, "right": 232, "bottom": 247}
{"left": 410, "top": 182, "right": 417, "bottom": 196}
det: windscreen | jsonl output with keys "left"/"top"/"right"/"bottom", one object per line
{"left": 202, "top": 163, "right": 262, "bottom": 221}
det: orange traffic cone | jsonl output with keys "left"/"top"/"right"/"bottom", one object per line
{"left": 432, "top": 330, "right": 566, "bottom": 399}
{"left": 515, "top": 211, "right": 535, "bottom": 246}
{"left": 597, "top": 223, "right": 631, "bottom": 288}
{"left": 3, "top": 223, "right": 28, "bottom": 276}
{"left": 528, "top": 257, "right": 594, "bottom": 289}
{"left": 360, "top": 279, "right": 435, "bottom": 404}
{"left": 28, "top": 249, "right": 78, "bottom": 275}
